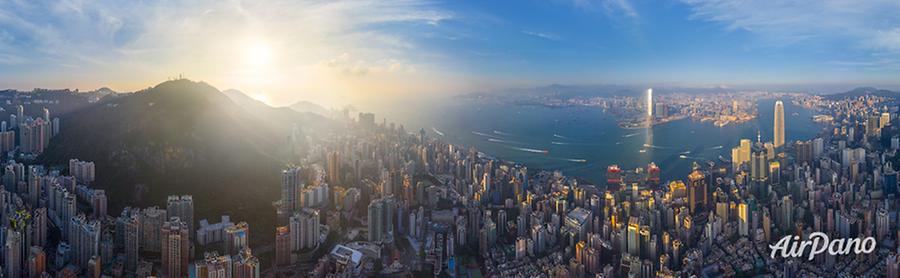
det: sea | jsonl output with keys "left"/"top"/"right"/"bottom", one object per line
{"left": 368, "top": 97, "right": 827, "bottom": 184}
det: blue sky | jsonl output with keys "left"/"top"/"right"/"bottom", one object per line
{"left": 1, "top": 0, "right": 899, "bottom": 105}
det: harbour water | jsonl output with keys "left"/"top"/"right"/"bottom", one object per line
{"left": 374, "top": 98, "right": 826, "bottom": 184}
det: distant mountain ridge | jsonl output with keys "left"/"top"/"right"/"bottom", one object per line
{"left": 459, "top": 84, "right": 743, "bottom": 100}
{"left": 824, "top": 87, "right": 900, "bottom": 99}
{"left": 287, "top": 100, "right": 330, "bottom": 117}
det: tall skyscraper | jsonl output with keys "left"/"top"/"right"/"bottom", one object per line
{"left": 687, "top": 170, "right": 707, "bottom": 213}
{"left": 774, "top": 100, "right": 785, "bottom": 148}
{"left": 69, "top": 159, "right": 96, "bottom": 184}
{"left": 275, "top": 226, "right": 291, "bottom": 266}
{"left": 161, "top": 217, "right": 190, "bottom": 277}
{"left": 91, "top": 190, "right": 107, "bottom": 219}
{"left": 750, "top": 145, "right": 768, "bottom": 183}
{"left": 141, "top": 207, "right": 167, "bottom": 253}
{"left": 124, "top": 212, "right": 141, "bottom": 270}
{"left": 167, "top": 195, "right": 194, "bottom": 237}
{"left": 646, "top": 88, "right": 653, "bottom": 117}
{"left": 32, "top": 207, "right": 48, "bottom": 248}
{"left": 289, "top": 208, "right": 320, "bottom": 251}
{"left": 69, "top": 214, "right": 100, "bottom": 268}
{"left": 282, "top": 167, "right": 304, "bottom": 213}
{"left": 16, "top": 104, "right": 23, "bottom": 125}
{"left": 28, "top": 246, "right": 47, "bottom": 277}
{"left": 5, "top": 228, "right": 23, "bottom": 278}
{"left": 327, "top": 151, "right": 341, "bottom": 185}
{"left": 369, "top": 201, "right": 384, "bottom": 243}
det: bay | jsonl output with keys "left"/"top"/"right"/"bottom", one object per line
{"left": 372, "top": 97, "right": 825, "bottom": 184}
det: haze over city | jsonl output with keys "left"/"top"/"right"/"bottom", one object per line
{"left": 3, "top": 1, "right": 900, "bottom": 108}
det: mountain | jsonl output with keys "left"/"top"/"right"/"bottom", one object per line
{"left": 0, "top": 88, "right": 97, "bottom": 116}
{"left": 288, "top": 100, "right": 330, "bottom": 117}
{"left": 91, "top": 87, "right": 118, "bottom": 95}
{"left": 825, "top": 87, "right": 900, "bottom": 99}
{"left": 38, "top": 79, "right": 326, "bottom": 246}
{"left": 222, "top": 89, "right": 268, "bottom": 109}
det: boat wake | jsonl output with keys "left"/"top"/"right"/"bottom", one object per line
{"left": 432, "top": 127, "right": 445, "bottom": 137}
{"left": 553, "top": 134, "right": 570, "bottom": 139}
{"left": 707, "top": 145, "right": 724, "bottom": 150}
{"left": 493, "top": 130, "right": 514, "bottom": 136}
{"left": 642, "top": 143, "right": 670, "bottom": 149}
{"left": 622, "top": 132, "right": 639, "bottom": 138}
{"left": 472, "top": 131, "right": 501, "bottom": 138}
{"left": 508, "top": 146, "right": 549, "bottom": 154}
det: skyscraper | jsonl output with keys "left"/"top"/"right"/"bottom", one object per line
{"left": 124, "top": 212, "right": 141, "bottom": 271}
{"left": 774, "top": 100, "right": 784, "bottom": 148}
{"left": 69, "top": 159, "right": 96, "bottom": 185}
{"left": 646, "top": 88, "right": 653, "bottom": 117}
{"left": 687, "top": 170, "right": 707, "bottom": 213}
{"left": 282, "top": 167, "right": 304, "bottom": 213}
{"left": 367, "top": 199, "right": 385, "bottom": 242}
{"left": 232, "top": 247, "right": 261, "bottom": 278}
{"left": 327, "top": 151, "right": 341, "bottom": 185}
{"left": 275, "top": 226, "right": 291, "bottom": 266}
{"left": 16, "top": 104, "right": 23, "bottom": 125}
{"left": 141, "top": 207, "right": 167, "bottom": 253}
{"left": 69, "top": 214, "right": 100, "bottom": 268}
{"left": 224, "top": 221, "right": 250, "bottom": 256}
{"left": 290, "top": 208, "right": 320, "bottom": 251}
{"left": 194, "top": 252, "right": 232, "bottom": 277}
{"left": 5, "top": 228, "right": 23, "bottom": 278}
{"left": 167, "top": 195, "right": 195, "bottom": 237}
{"left": 161, "top": 217, "right": 190, "bottom": 277}
{"left": 28, "top": 246, "right": 47, "bottom": 277}
{"left": 750, "top": 145, "right": 768, "bottom": 183}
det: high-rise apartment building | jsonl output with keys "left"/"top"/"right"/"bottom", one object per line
{"left": 68, "top": 159, "right": 96, "bottom": 185}
{"left": 224, "top": 221, "right": 250, "bottom": 256}
{"left": 161, "top": 217, "right": 190, "bottom": 277}
{"left": 167, "top": 195, "right": 194, "bottom": 237}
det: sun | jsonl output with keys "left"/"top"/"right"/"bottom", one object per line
{"left": 243, "top": 41, "right": 272, "bottom": 68}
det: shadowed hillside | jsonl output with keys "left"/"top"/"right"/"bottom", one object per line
{"left": 38, "top": 79, "right": 326, "bottom": 246}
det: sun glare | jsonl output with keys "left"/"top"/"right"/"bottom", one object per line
{"left": 243, "top": 41, "right": 272, "bottom": 68}
{"left": 250, "top": 93, "right": 270, "bottom": 105}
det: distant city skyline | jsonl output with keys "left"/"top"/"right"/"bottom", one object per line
{"left": 2, "top": 1, "right": 900, "bottom": 107}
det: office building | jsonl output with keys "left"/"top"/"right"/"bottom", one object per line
{"left": 774, "top": 100, "right": 784, "bottom": 148}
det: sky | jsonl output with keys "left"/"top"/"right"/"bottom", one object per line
{"left": 1, "top": 0, "right": 900, "bottom": 107}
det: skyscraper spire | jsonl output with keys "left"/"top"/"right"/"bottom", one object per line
{"left": 757, "top": 128, "right": 761, "bottom": 143}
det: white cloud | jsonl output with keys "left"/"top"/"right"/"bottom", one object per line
{"left": 680, "top": 0, "right": 900, "bottom": 51}
{"left": 572, "top": 0, "right": 639, "bottom": 18}
{"left": 522, "top": 30, "right": 561, "bottom": 41}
